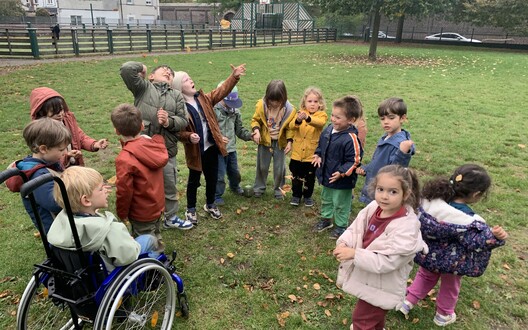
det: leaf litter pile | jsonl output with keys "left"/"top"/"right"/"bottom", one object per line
{"left": 311, "top": 53, "right": 455, "bottom": 68}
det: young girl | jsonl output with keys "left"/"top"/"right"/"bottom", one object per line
{"left": 173, "top": 64, "right": 246, "bottom": 225}
{"left": 30, "top": 87, "right": 108, "bottom": 168}
{"left": 288, "top": 87, "right": 328, "bottom": 207}
{"left": 311, "top": 96, "right": 363, "bottom": 239}
{"left": 251, "top": 80, "right": 296, "bottom": 199}
{"left": 400, "top": 164, "right": 508, "bottom": 326}
{"left": 334, "top": 165, "right": 427, "bottom": 330}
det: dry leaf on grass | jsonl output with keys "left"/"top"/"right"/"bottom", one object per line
{"left": 301, "top": 312, "right": 308, "bottom": 322}
{"left": 342, "top": 318, "right": 348, "bottom": 325}
{"left": 472, "top": 300, "right": 481, "bottom": 309}
{"left": 313, "top": 283, "right": 321, "bottom": 290}
{"left": 503, "top": 263, "right": 511, "bottom": 270}
{"left": 227, "top": 252, "right": 235, "bottom": 259}
{"left": 220, "top": 258, "right": 225, "bottom": 264}
{"left": 412, "top": 318, "right": 420, "bottom": 324}
{"left": 324, "top": 309, "right": 331, "bottom": 317}
{"left": 288, "top": 294, "right": 297, "bottom": 302}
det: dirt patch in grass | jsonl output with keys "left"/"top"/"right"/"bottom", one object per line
{"left": 312, "top": 53, "right": 454, "bottom": 68}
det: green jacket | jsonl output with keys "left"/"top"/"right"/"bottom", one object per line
{"left": 120, "top": 61, "right": 188, "bottom": 158}
{"left": 47, "top": 210, "right": 140, "bottom": 271}
{"left": 214, "top": 103, "right": 252, "bottom": 153}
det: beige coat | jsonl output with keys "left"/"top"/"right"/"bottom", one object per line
{"left": 336, "top": 201, "right": 428, "bottom": 310}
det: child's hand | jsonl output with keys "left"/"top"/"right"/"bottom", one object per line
{"left": 297, "top": 111, "right": 307, "bottom": 121}
{"left": 94, "top": 139, "right": 108, "bottom": 150}
{"left": 140, "top": 64, "right": 147, "bottom": 79}
{"left": 284, "top": 141, "right": 292, "bottom": 154}
{"left": 231, "top": 64, "right": 246, "bottom": 78}
{"left": 222, "top": 136, "right": 229, "bottom": 144}
{"left": 68, "top": 150, "right": 82, "bottom": 158}
{"left": 356, "top": 167, "right": 365, "bottom": 176}
{"left": 492, "top": 225, "right": 508, "bottom": 240}
{"left": 333, "top": 246, "right": 355, "bottom": 262}
{"left": 252, "top": 129, "right": 261, "bottom": 144}
{"left": 329, "top": 171, "right": 342, "bottom": 183}
{"left": 311, "top": 155, "right": 321, "bottom": 167}
{"left": 190, "top": 133, "right": 200, "bottom": 144}
{"left": 400, "top": 140, "right": 414, "bottom": 153}
{"left": 157, "top": 108, "right": 170, "bottom": 127}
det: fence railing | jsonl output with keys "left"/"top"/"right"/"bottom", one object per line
{"left": 0, "top": 25, "right": 337, "bottom": 59}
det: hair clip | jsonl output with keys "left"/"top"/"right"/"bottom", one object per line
{"left": 455, "top": 174, "right": 463, "bottom": 182}
{"left": 449, "top": 179, "right": 454, "bottom": 185}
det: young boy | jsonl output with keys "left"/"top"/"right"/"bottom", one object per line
{"left": 12, "top": 118, "right": 71, "bottom": 234}
{"left": 120, "top": 61, "right": 191, "bottom": 230}
{"left": 213, "top": 82, "right": 253, "bottom": 205}
{"left": 172, "top": 63, "right": 246, "bottom": 225}
{"left": 48, "top": 166, "right": 158, "bottom": 271}
{"left": 356, "top": 97, "right": 415, "bottom": 205}
{"left": 111, "top": 104, "right": 184, "bottom": 254}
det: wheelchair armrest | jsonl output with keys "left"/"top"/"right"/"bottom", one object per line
{"left": 20, "top": 173, "right": 54, "bottom": 197}
{"left": 0, "top": 168, "right": 25, "bottom": 184}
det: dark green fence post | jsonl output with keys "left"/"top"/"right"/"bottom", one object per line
{"left": 107, "top": 27, "right": 114, "bottom": 54}
{"left": 325, "top": 28, "right": 328, "bottom": 42}
{"left": 164, "top": 24, "right": 168, "bottom": 50}
{"left": 146, "top": 24, "right": 152, "bottom": 52}
{"left": 272, "top": 29, "right": 276, "bottom": 46}
{"left": 27, "top": 28, "right": 40, "bottom": 59}
{"left": 303, "top": 29, "right": 307, "bottom": 43}
{"left": 82, "top": 23, "right": 86, "bottom": 33}
{"left": 288, "top": 29, "right": 292, "bottom": 44}
{"left": 253, "top": 30, "right": 257, "bottom": 47}
{"left": 180, "top": 29, "right": 185, "bottom": 51}
{"left": 232, "top": 29, "right": 236, "bottom": 48}
{"left": 208, "top": 29, "right": 213, "bottom": 50}
{"left": 71, "top": 29, "right": 80, "bottom": 56}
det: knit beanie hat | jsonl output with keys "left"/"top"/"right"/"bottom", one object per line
{"left": 172, "top": 71, "right": 186, "bottom": 91}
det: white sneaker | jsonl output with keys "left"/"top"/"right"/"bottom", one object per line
{"left": 203, "top": 204, "right": 222, "bottom": 219}
{"left": 163, "top": 215, "right": 193, "bottom": 230}
{"left": 399, "top": 299, "right": 414, "bottom": 319}
{"left": 433, "top": 312, "right": 456, "bottom": 326}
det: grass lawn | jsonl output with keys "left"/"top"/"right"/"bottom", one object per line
{"left": 0, "top": 42, "right": 527, "bottom": 329}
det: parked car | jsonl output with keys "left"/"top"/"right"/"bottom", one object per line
{"left": 425, "top": 32, "right": 482, "bottom": 43}
{"left": 369, "top": 31, "right": 396, "bottom": 39}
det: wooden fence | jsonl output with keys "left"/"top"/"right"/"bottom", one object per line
{"left": 0, "top": 26, "right": 337, "bottom": 59}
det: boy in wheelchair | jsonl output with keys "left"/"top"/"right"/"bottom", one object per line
{"left": 48, "top": 166, "right": 159, "bottom": 271}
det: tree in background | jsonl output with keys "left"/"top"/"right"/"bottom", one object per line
{"left": 0, "top": 0, "right": 25, "bottom": 17}
{"left": 455, "top": 0, "right": 528, "bottom": 35}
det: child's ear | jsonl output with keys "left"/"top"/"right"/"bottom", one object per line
{"left": 141, "top": 122, "right": 145, "bottom": 131}
{"left": 38, "top": 145, "right": 48, "bottom": 154}
{"left": 114, "top": 128, "right": 121, "bottom": 136}
{"left": 80, "top": 194, "right": 92, "bottom": 207}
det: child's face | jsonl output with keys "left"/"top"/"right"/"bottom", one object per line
{"left": 331, "top": 106, "right": 354, "bottom": 132}
{"left": 149, "top": 66, "right": 174, "bottom": 84}
{"left": 304, "top": 93, "right": 321, "bottom": 114}
{"left": 266, "top": 99, "right": 282, "bottom": 110}
{"left": 45, "top": 106, "right": 65, "bottom": 121}
{"left": 41, "top": 143, "right": 68, "bottom": 163}
{"left": 86, "top": 181, "right": 109, "bottom": 210}
{"left": 379, "top": 113, "right": 405, "bottom": 137}
{"left": 180, "top": 73, "right": 196, "bottom": 96}
{"left": 374, "top": 173, "right": 405, "bottom": 217}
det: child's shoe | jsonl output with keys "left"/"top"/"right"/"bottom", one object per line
{"left": 399, "top": 299, "right": 414, "bottom": 319}
{"left": 312, "top": 219, "right": 333, "bottom": 232}
{"left": 329, "top": 226, "right": 346, "bottom": 239}
{"left": 433, "top": 312, "right": 456, "bottom": 326}
{"left": 185, "top": 208, "right": 198, "bottom": 226}
{"left": 214, "top": 198, "right": 225, "bottom": 206}
{"left": 232, "top": 187, "right": 245, "bottom": 195}
{"left": 163, "top": 215, "right": 193, "bottom": 230}
{"left": 204, "top": 204, "right": 223, "bottom": 219}
{"left": 304, "top": 197, "right": 314, "bottom": 207}
{"left": 290, "top": 196, "right": 301, "bottom": 206}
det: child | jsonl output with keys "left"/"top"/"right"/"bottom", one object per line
{"left": 15, "top": 118, "right": 71, "bottom": 234}
{"left": 311, "top": 96, "right": 363, "bottom": 239}
{"left": 48, "top": 166, "right": 159, "bottom": 271}
{"left": 120, "top": 62, "right": 190, "bottom": 229}
{"left": 172, "top": 64, "right": 246, "bottom": 224}
{"left": 400, "top": 164, "right": 508, "bottom": 326}
{"left": 334, "top": 165, "right": 427, "bottom": 330}
{"left": 251, "top": 80, "right": 296, "bottom": 200}
{"left": 288, "top": 86, "right": 328, "bottom": 207}
{"left": 356, "top": 97, "right": 414, "bottom": 205}
{"left": 213, "top": 81, "right": 253, "bottom": 206}
{"left": 111, "top": 103, "right": 180, "bottom": 255}
{"left": 30, "top": 87, "right": 108, "bottom": 168}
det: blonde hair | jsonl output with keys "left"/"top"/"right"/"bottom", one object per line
{"left": 299, "top": 86, "right": 326, "bottom": 112}
{"left": 54, "top": 166, "right": 103, "bottom": 213}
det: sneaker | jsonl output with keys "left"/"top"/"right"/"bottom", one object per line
{"left": 433, "top": 312, "right": 456, "bottom": 326}
{"left": 312, "top": 219, "right": 333, "bottom": 232}
{"left": 185, "top": 209, "right": 198, "bottom": 226}
{"left": 232, "top": 187, "right": 245, "bottom": 195}
{"left": 214, "top": 198, "right": 225, "bottom": 206}
{"left": 304, "top": 197, "right": 314, "bottom": 207}
{"left": 275, "top": 195, "right": 284, "bottom": 200}
{"left": 399, "top": 299, "right": 414, "bottom": 319}
{"left": 329, "top": 226, "right": 346, "bottom": 239}
{"left": 204, "top": 204, "right": 222, "bottom": 220}
{"left": 290, "top": 196, "right": 301, "bottom": 206}
{"left": 163, "top": 215, "right": 193, "bottom": 230}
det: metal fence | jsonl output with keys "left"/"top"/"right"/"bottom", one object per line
{"left": 0, "top": 25, "right": 337, "bottom": 59}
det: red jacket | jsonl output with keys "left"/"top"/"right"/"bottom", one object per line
{"left": 115, "top": 135, "right": 168, "bottom": 222}
{"left": 30, "top": 87, "right": 97, "bottom": 167}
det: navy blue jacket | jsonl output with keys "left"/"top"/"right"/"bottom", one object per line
{"left": 315, "top": 124, "right": 362, "bottom": 189}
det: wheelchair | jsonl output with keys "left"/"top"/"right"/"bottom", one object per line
{"left": 0, "top": 168, "right": 190, "bottom": 329}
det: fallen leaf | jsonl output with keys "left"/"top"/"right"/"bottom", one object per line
{"left": 324, "top": 309, "right": 331, "bottom": 317}
{"left": 518, "top": 144, "right": 526, "bottom": 149}
{"left": 342, "top": 318, "right": 348, "bottom": 325}
{"left": 325, "top": 294, "right": 335, "bottom": 300}
{"left": 0, "top": 290, "right": 12, "bottom": 298}
{"left": 236, "top": 208, "right": 242, "bottom": 215}
{"left": 220, "top": 258, "right": 225, "bottom": 264}
{"left": 503, "top": 263, "right": 511, "bottom": 270}
{"left": 472, "top": 300, "right": 481, "bottom": 309}
{"left": 313, "top": 283, "right": 321, "bottom": 290}
{"left": 33, "top": 232, "right": 40, "bottom": 238}
{"left": 0, "top": 276, "right": 15, "bottom": 284}
{"left": 281, "top": 184, "right": 292, "bottom": 192}
{"left": 301, "top": 312, "right": 308, "bottom": 322}
{"left": 280, "top": 311, "right": 290, "bottom": 319}
{"left": 284, "top": 175, "right": 293, "bottom": 180}
{"left": 227, "top": 253, "right": 235, "bottom": 259}
{"left": 288, "top": 294, "right": 297, "bottom": 302}
{"left": 412, "top": 318, "right": 420, "bottom": 324}
{"left": 106, "top": 175, "right": 117, "bottom": 184}
{"left": 427, "top": 289, "right": 436, "bottom": 297}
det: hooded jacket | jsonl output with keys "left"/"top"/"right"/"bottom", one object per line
{"left": 120, "top": 61, "right": 188, "bottom": 158}
{"left": 214, "top": 102, "right": 252, "bottom": 153}
{"left": 336, "top": 201, "right": 428, "bottom": 310}
{"left": 359, "top": 129, "right": 414, "bottom": 204}
{"left": 47, "top": 210, "right": 140, "bottom": 271}
{"left": 289, "top": 110, "right": 328, "bottom": 162}
{"left": 115, "top": 135, "right": 168, "bottom": 221}
{"left": 250, "top": 99, "right": 296, "bottom": 149}
{"left": 30, "top": 87, "right": 97, "bottom": 167}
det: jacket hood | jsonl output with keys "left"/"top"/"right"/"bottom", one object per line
{"left": 121, "top": 135, "right": 168, "bottom": 170}
{"left": 30, "top": 87, "right": 70, "bottom": 120}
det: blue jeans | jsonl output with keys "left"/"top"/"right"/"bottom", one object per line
{"left": 216, "top": 151, "right": 242, "bottom": 200}
{"left": 135, "top": 234, "right": 160, "bottom": 259}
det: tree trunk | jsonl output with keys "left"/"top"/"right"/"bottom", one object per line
{"left": 368, "top": 9, "right": 381, "bottom": 61}
{"left": 396, "top": 14, "right": 405, "bottom": 43}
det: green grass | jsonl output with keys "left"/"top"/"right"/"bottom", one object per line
{"left": 0, "top": 43, "right": 527, "bottom": 329}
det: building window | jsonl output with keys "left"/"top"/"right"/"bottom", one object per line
{"left": 96, "top": 17, "right": 106, "bottom": 25}
{"left": 70, "top": 15, "right": 82, "bottom": 25}
{"left": 146, "top": 0, "right": 152, "bottom": 5}
{"left": 127, "top": 0, "right": 133, "bottom": 4}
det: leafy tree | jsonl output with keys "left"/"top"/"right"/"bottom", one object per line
{"left": 457, "top": 0, "right": 528, "bottom": 34}
{"left": 0, "top": 0, "right": 25, "bottom": 17}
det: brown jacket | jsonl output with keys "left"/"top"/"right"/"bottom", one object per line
{"left": 178, "top": 73, "right": 238, "bottom": 171}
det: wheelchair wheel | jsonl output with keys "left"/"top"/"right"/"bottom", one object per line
{"left": 94, "top": 259, "right": 176, "bottom": 329}
{"left": 17, "top": 275, "right": 82, "bottom": 330}
{"left": 178, "top": 292, "right": 189, "bottom": 319}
